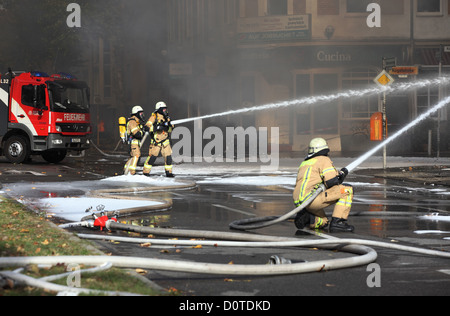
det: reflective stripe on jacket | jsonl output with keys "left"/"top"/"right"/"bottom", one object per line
{"left": 127, "top": 117, "right": 142, "bottom": 145}
{"left": 293, "top": 156, "right": 339, "bottom": 205}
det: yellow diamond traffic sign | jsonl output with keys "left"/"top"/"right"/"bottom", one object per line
{"left": 374, "top": 70, "right": 394, "bottom": 87}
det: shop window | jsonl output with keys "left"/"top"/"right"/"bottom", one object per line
{"left": 417, "top": 0, "right": 441, "bottom": 13}
{"left": 295, "top": 74, "right": 311, "bottom": 134}
{"left": 417, "top": 86, "right": 439, "bottom": 116}
{"left": 268, "top": 0, "right": 287, "bottom": 16}
{"left": 342, "top": 68, "right": 379, "bottom": 119}
{"left": 314, "top": 74, "right": 338, "bottom": 134}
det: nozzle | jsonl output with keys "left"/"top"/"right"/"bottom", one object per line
{"left": 268, "top": 255, "right": 292, "bottom": 265}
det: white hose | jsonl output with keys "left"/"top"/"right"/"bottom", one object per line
{"left": 0, "top": 270, "right": 142, "bottom": 296}
{"left": 39, "top": 262, "right": 113, "bottom": 282}
{"left": 58, "top": 221, "right": 93, "bottom": 229}
{"left": 229, "top": 184, "right": 325, "bottom": 230}
{"left": 0, "top": 250, "right": 376, "bottom": 276}
{"left": 77, "top": 233, "right": 450, "bottom": 259}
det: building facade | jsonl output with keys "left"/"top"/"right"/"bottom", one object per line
{"left": 166, "top": 0, "right": 450, "bottom": 155}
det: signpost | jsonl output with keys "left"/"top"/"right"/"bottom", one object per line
{"left": 374, "top": 60, "right": 395, "bottom": 169}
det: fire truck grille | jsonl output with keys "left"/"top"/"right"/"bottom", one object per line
{"left": 57, "top": 123, "right": 90, "bottom": 133}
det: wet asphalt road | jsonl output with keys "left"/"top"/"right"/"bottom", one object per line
{"left": 1, "top": 151, "right": 450, "bottom": 297}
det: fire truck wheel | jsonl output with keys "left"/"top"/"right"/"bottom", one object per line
{"left": 5, "top": 135, "right": 31, "bottom": 164}
{"left": 41, "top": 150, "right": 67, "bottom": 164}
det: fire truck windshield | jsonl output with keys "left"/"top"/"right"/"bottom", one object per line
{"left": 47, "top": 80, "right": 89, "bottom": 114}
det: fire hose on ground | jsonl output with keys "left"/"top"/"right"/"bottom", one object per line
{"left": 228, "top": 184, "right": 325, "bottom": 231}
{"left": 2, "top": 220, "right": 450, "bottom": 280}
{"left": 3, "top": 173, "right": 450, "bottom": 295}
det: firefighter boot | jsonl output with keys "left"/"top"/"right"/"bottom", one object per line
{"left": 165, "top": 170, "right": 175, "bottom": 178}
{"left": 294, "top": 209, "right": 310, "bottom": 229}
{"left": 329, "top": 217, "right": 354, "bottom": 233}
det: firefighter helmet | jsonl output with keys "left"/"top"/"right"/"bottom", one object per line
{"left": 131, "top": 105, "right": 145, "bottom": 122}
{"left": 308, "top": 138, "right": 329, "bottom": 156}
{"left": 155, "top": 101, "right": 167, "bottom": 110}
{"left": 132, "top": 105, "right": 144, "bottom": 115}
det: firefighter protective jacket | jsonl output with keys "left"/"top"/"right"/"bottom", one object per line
{"left": 145, "top": 111, "right": 173, "bottom": 145}
{"left": 293, "top": 155, "right": 340, "bottom": 206}
{"left": 127, "top": 116, "right": 143, "bottom": 145}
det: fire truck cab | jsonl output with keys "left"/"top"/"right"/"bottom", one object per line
{"left": 0, "top": 70, "right": 91, "bottom": 164}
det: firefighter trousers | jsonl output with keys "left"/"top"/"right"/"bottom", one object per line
{"left": 124, "top": 143, "right": 141, "bottom": 175}
{"left": 143, "top": 140, "right": 173, "bottom": 175}
{"left": 306, "top": 184, "right": 353, "bottom": 220}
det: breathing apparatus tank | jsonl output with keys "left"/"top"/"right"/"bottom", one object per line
{"left": 119, "top": 117, "right": 127, "bottom": 143}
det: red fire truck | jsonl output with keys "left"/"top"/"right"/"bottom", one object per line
{"left": 0, "top": 69, "right": 91, "bottom": 163}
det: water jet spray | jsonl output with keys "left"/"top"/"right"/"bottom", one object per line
{"left": 346, "top": 95, "right": 450, "bottom": 173}
{"left": 172, "top": 77, "right": 450, "bottom": 126}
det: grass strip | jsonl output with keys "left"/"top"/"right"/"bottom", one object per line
{"left": 0, "top": 195, "right": 161, "bottom": 296}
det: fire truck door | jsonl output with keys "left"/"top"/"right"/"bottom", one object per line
{"left": 12, "top": 84, "right": 49, "bottom": 137}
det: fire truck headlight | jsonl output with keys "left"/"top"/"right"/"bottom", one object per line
{"left": 55, "top": 125, "right": 62, "bottom": 132}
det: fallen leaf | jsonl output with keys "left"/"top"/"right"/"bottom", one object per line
{"left": 167, "top": 287, "right": 180, "bottom": 294}
{"left": 135, "top": 268, "right": 147, "bottom": 274}
{"left": 192, "top": 245, "right": 202, "bottom": 249}
{"left": 140, "top": 242, "right": 152, "bottom": 248}
{"left": 41, "top": 239, "right": 49, "bottom": 245}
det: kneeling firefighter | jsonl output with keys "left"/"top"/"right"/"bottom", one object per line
{"left": 293, "top": 138, "right": 354, "bottom": 232}
{"left": 143, "top": 101, "right": 175, "bottom": 177}
{"left": 124, "top": 106, "right": 146, "bottom": 175}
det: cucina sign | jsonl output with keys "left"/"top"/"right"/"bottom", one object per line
{"left": 317, "top": 50, "right": 352, "bottom": 62}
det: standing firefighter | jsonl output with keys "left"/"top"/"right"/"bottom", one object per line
{"left": 143, "top": 101, "right": 175, "bottom": 177}
{"left": 293, "top": 138, "right": 354, "bottom": 232}
{"left": 124, "top": 106, "right": 146, "bottom": 175}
